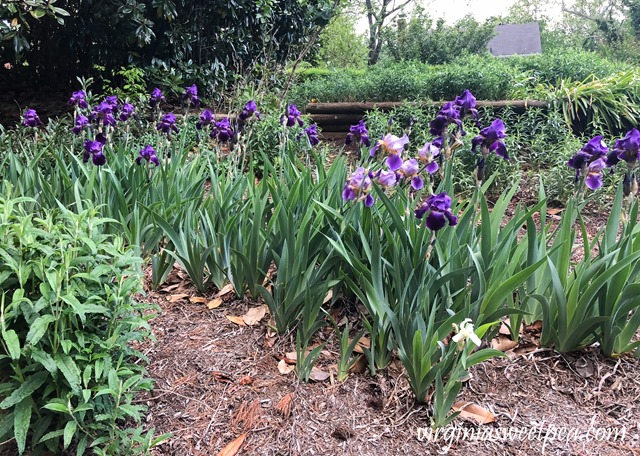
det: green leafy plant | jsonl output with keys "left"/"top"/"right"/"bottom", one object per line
{"left": 0, "top": 194, "right": 163, "bottom": 454}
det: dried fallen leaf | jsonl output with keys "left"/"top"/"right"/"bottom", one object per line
{"left": 207, "top": 298, "right": 223, "bottom": 309}
{"left": 216, "top": 283, "right": 234, "bottom": 297}
{"left": 161, "top": 283, "right": 180, "bottom": 292}
{"left": 452, "top": 402, "right": 495, "bottom": 425}
{"left": 189, "top": 296, "right": 207, "bottom": 304}
{"left": 575, "top": 357, "right": 595, "bottom": 378}
{"left": 323, "top": 290, "right": 333, "bottom": 304}
{"left": 217, "top": 433, "right": 247, "bottom": 456}
{"left": 348, "top": 355, "right": 368, "bottom": 374}
{"left": 284, "top": 352, "right": 298, "bottom": 364}
{"left": 278, "top": 359, "right": 295, "bottom": 375}
{"left": 226, "top": 315, "right": 246, "bottom": 326}
{"left": 491, "top": 335, "right": 518, "bottom": 352}
{"left": 309, "top": 367, "right": 330, "bottom": 382}
{"left": 167, "top": 293, "right": 189, "bottom": 302}
{"left": 350, "top": 336, "right": 371, "bottom": 354}
{"left": 243, "top": 305, "right": 268, "bottom": 326}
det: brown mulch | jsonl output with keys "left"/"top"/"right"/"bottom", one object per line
{"left": 138, "top": 270, "right": 640, "bottom": 456}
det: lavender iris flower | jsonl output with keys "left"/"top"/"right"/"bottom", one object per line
{"left": 183, "top": 84, "right": 200, "bottom": 107}
{"left": 369, "top": 133, "right": 409, "bottom": 171}
{"left": 83, "top": 139, "right": 106, "bottom": 166}
{"left": 377, "top": 169, "right": 397, "bottom": 187}
{"left": 150, "top": 88, "right": 166, "bottom": 108}
{"left": 346, "top": 120, "right": 371, "bottom": 147}
{"left": 119, "top": 103, "right": 136, "bottom": 122}
{"left": 585, "top": 158, "right": 606, "bottom": 190}
{"left": 398, "top": 158, "right": 423, "bottom": 190}
{"left": 281, "top": 104, "right": 304, "bottom": 127}
{"left": 471, "top": 119, "right": 508, "bottom": 159}
{"left": 415, "top": 192, "right": 458, "bottom": 231}
{"left": 136, "top": 145, "right": 160, "bottom": 166}
{"left": 22, "top": 109, "right": 43, "bottom": 128}
{"left": 68, "top": 91, "right": 89, "bottom": 109}
{"left": 417, "top": 141, "right": 441, "bottom": 174}
{"left": 72, "top": 115, "right": 90, "bottom": 135}
{"left": 303, "top": 124, "right": 320, "bottom": 146}
{"left": 239, "top": 100, "right": 260, "bottom": 121}
{"left": 157, "top": 113, "right": 179, "bottom": 136}
{"left": 568, "top": 135, "right": 608, "bottom": 183}
{"left": 342, "top": 167, "right": 374, "bottom": 207}
{"left": 196, "top": 109, "right": 214, "bottom": 130}
{"left": 211, "top": 117, "right": 234, "bottom": 142}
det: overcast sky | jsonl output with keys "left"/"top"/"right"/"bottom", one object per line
{"left": 355, "top": 0, "right": 569, "bottom": 31}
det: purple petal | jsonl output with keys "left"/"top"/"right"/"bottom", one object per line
{"left": 386, "top": 154, "right": 403, "bottom": 171}
{"left": 364, "top": 194, "right": 374, "bottom": 207}
{"left": 426, "top": 210, "right": 447, "bottom": 231}
{"left": 426, "top": 161, "right": 439, "bottom": 174}
{"left": 411, "top": 176, "right": 423, "bottom": 190}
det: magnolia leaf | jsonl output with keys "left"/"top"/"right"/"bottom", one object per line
{"left": 242, "top": 305, "right": 268, "bottom": 326}
{"left": 491, "top": 335, "right": 518, "bottom": 352}
{"left": 349, "top": 336, "right": 370, "bottom": 354}
{"left": 278, "top": 359, "right": 295, "bottom": 375}
{"left": 216, "top": 283, "right": 234, "bottom": 297}
{"left": 217, "top": 433, "right": 247, "bottom": 456}
{"left": 226, "top": 315, "right": 246, "bottom": 326}
{"left": 207, "top": 298, "right": 223, "bottom": 309}
{"left": 308, "top": 367, "right": 330, "bottom": 382}
{"left": 452, "top": 402, "right": 495, "bottom": 425}
{"left": 189, "top": 296, "right": 207, "bottom": 304}
{"left": 168, "top": 293, "right": 189, "bottom": 302}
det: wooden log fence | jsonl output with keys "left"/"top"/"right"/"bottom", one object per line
{"left": 305, "top": 100, "right": 549, "bottom": 137}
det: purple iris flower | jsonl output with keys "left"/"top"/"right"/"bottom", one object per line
{"left": 417, "top": 141, "right": 441, "bottom": 174}
{"left": 370, "top": 133, "right": 409, "bottom": 171}
{"left": 346, "top": 120, "right": 371, "bottom": 147}
{"left": 22, "top": 109, "right": 43, "bottom": 128}
{"left": 568, "top": 135, "right": 608, "bottom": 181}
{"left": 183, "top": 84, "right": 200, "bottom": 107}
{"left": 303, "top": 124, "right": 320, "bottom": 146}
{"left": 281, "top": 104, "right": 304, "bottom": 127}
{"left": 136, "top": 145, "right": 160, "bottom": 166}
{"left": 342, "top": 167, "right": 374, "bottom": 207}
{"left": 211, "top": 117, "right": 234, "bottom": 142}
{"left": 399, "top": 158, "right": 424, "bottom": 190}
{"left": 157, "top": 113, "right": 179, "bottom": 136}
{"left": 611, "top": 129, "right": 640, "bottom": 166}
{"left": 429, "top": 102, "right": 463, "bottom": 137}
{"left": 72, "top": 115, "right": 90, "bottom": 135}
{"left": 68, "top": 91, "right": 89, "bottom": 109}
{"left": 415, "top": 192, "right": 458, "bottom": 231}
{"left": 196, "top": 109, "right": 214, "bottom": 130}
{"left": 150, "top": 88, "right": 166, "bottom": 108}
{"left": 90, "top": 101, "right": 117, "bottom": 128}
{"left": 585, "top": 158, "right": 606, "bottom": 190}
{"left": 119, "top": 103, "right": 136, "bottom": 122}
{"left": 83, "top": 139, "right": 106, "bottom": 166}
{"left": 471, "top": 118, "right": 508, "bottom": 159}
{"left": 376, "top": 169, "right": 397, "bottom": 188}
{"left": 453, "top": 89, "right": 478, "bottom": 121}
{"left": 239, "top": 100, "right": 260, "bottom": 121}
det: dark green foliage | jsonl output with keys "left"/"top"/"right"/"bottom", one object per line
{"left": 0, "top": 197, "right": 163, "bottom": 454}
{"left": 383, "top": 12, "right": 496, "bottom": 65}
{"left": 1, "top": 0, "right": 335, "bottom": 92}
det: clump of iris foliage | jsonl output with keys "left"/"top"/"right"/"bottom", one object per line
{"left": 2, "top": 81, "right": 640, "bottom": 454}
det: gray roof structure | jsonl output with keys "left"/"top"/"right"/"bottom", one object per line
{"left": 488, "top": 22, "right": 542, "bottom": 57}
